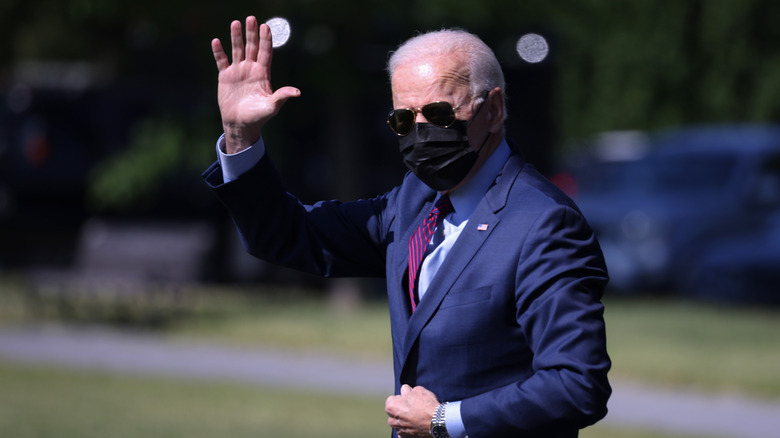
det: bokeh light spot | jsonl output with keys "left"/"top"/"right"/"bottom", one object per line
{"left": 265, "top": 17, "right": 291, "bottom": 48}
{"left": 516, "top": 33, "right": 549, "bottom": 63}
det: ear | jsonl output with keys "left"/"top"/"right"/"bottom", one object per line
{"left": 487, "top": 87, "right": 504, "bottom": 134}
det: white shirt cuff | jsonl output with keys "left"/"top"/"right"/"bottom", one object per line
{"left": 216, "top": 133, "right": 266, "bottom": 183}
{"left": 446, "top": 401, "right": 468, "bottom": 438}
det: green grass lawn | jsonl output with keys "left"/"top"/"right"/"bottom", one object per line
{"left": 604, "top": 296, "right": 780, "bottom": 399}
{"left": 165, "top": 288, "right": 394, "bottom": 361}
{"left": 0, "top": 361, "right": 706, "bottom": 438}
{"left": 0, "top": 361, "right": 389, "bottom": 438}
{"left": 161, "top": 286, "right": 780, "bottom": 399}
{"left": 1, "top": 277, "right": 778, "bottom": 437}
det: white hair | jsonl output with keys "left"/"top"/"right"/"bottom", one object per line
{"left": 387, "top": 29, "right": 506, "bottom": 116}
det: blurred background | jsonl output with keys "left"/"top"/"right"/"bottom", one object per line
{"left": 1, "top": 1, "right": 780, "bottom": 437}
{"left": 2, "top": 0, "right": 780, "bottom": 298}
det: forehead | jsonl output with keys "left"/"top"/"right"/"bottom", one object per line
{"left": 391, "top": 55, "right": 470, "bottom": 107}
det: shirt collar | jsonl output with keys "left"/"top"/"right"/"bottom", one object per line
{"left": 446, "top": 138, "right": 511, "bottom": 224}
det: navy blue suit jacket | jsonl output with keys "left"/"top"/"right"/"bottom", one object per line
{"left": 203, "top": 148, "right": 611, "bottom": 437}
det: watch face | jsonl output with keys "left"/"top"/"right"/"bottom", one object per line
{"left": 431, "top": 423, "right": 448, "bottom": 438}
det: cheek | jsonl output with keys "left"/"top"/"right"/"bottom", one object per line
{"left": 467, "top": 122, "right": 489, "bottom": 148}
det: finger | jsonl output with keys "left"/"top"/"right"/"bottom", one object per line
{"left": 263, "top": 86, "right": 300, "bottom": 117}
{"left": 211, "top": 38, "right": 229, "bottom": 71}
{"left": 245, "top": 16, "right": 259, "bottom": 62}
{"left": 271, "top": 86, "right": 301, "bottom": 105}
{"left": 401, "top": 384, "right": 412, "bottom": 395}
{"left": 387, "top": 416, "right": 407, "bottom": 434}
{"left": 230, "top": 20, "right": 244, "bottom": 63}
{"left": 257, "top": 23, "right": 273, "bottom": 83}
{"left": 385, "top": 394, "right": 399, "bottom": 416}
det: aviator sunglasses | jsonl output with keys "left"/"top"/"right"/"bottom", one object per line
{"left": 387, "top": 101, "right": 460, "bottom": 136}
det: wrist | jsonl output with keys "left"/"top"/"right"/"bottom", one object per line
{"left": 430, "top": 402, "right": 450, "bottom": 438}
{"left": 222, "top": 123, "right": 260, "bottom": 155}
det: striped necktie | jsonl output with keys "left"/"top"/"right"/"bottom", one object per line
{"left": 408, "top": 196, "right": 454, "bottom": 312}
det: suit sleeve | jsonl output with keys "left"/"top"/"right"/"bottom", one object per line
{"left": 461, "top": 205, "right": 611, "bottom": 436}
{"left": 203, "top": 154, "right": 392, "bottom": 278}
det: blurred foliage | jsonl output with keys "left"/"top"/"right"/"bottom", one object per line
{"left": 553, "top": 0, "right": 780, "bottom": 146}
{"left": 87, "top": 116, "right": 213, "bottom": 211}
{"left": 2, "top": 0, "right": 779, "bottom": 208}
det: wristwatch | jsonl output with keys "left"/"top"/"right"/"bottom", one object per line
{"left": 430, "top": 402, "right": 450, "bottom": 438}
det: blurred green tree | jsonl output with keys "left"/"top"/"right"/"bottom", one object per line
{"left": 1, "top": 0, "right": 778, "bottom": 211}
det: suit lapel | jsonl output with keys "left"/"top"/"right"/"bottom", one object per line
{"left": 399, "top": 154, "right": 525, "bottom": 370}
{"left": 391, "top": 197, "right": 435, "bottom": 365}
{"left": 401, "top": 208, "right": 500, "bottom": 362}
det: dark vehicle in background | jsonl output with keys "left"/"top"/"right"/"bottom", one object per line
{"left": 680, "top": 209, "right": 780, "bottom": 305}
{"left": 1, "top": 83, "right": 104, "bottom": 268}
{"left": 562, "top": 125, "right": 780, "bottom": 304}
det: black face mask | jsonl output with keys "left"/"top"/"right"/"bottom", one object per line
{"left": 399, "top": 121, "right": 491, "bottom": 192}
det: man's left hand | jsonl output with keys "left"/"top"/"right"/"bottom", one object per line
{"left": 385, "top": 384, "right": 440, "bottom": 437}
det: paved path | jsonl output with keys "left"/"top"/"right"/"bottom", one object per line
{"left": 1, "top": 324, "right": 779, "bottom": 438}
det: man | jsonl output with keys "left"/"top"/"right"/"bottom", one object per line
{"left": 204, "top": 16, "right": 611, "bottom": 438}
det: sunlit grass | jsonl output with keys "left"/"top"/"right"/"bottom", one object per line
{"left": 0, "top": 361, "right": 704, "bottom": 438}
{"left": 1, "top": 275, "right": 779, "bottom": 437}
{"left": 167, "top": 287, "right": 392, "bottom": 361}
{"left": 170, "top": 287, "right": 780, "bottom": 399}
{"left": 604, "top": 296, "right": 780, "bottom": 398}
{"left": 3, "top": 276, "right": 780, "bottom": 399}
{"left": 0, "top": 361, "right": 388, "bottom": 438}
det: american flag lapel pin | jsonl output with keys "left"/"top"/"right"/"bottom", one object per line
{"left": 477, "top": 223, "right": 489, "bottom": 231}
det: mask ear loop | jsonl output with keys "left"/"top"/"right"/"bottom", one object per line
{"left": 465, "top": 92, "right": 492, "bottom": 155}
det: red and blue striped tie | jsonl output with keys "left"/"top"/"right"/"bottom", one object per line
{"left": 408, "top": 196, "right": 454, "bottom": 312}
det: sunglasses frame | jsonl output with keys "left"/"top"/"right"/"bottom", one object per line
{"left": 387, "top": 101, "right": 461, "bottom": 136}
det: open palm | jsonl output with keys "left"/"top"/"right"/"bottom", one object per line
{"left": 211, "top": 16, "right": 299, "bottom": 153}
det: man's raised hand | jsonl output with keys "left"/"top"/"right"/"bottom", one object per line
{"left": 211, "top": 16, "right": 300, "bottom": 154}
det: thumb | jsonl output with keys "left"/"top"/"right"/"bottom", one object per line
{"left": 271, "top": 86, "right": 301, "bottom": 106}
{"left": 401, "top": 384, "right": 412, "bottom": 395}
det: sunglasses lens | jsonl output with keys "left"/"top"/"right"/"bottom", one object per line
{"left": 421, "top": 102, "right": 456, "bottom": 127}
{"left": 388, "top": 109, "right": 415, "bottom": 135}
{"left": 387, "top": 102, "right": 457, "bottom": 135}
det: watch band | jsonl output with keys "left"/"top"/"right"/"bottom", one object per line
{"left": 430, "top": 402, "right": 450, "bottom": 438}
